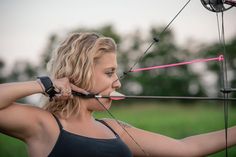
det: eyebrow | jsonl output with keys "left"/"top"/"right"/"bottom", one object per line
{"left": 104, "top": 67, "right": 117, "bottom": 71}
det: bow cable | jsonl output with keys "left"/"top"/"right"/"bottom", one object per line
{"left": 95, "top": 98, "right": 150, "bottom": 156}
{"left": 217, "top": 10, "right": 229, "bottom": 157}
{"left": 95, "top": 1, "right": 192, "bottom": 156}
{"left": 74, "top": 1, "right": 193, "bottom": 156}
{"left": 119, "top": 0, "right": 192, "bottom": 81}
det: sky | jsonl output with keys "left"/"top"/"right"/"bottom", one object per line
{"left": 1, "top": 0, "right": 236, "bottom": 69}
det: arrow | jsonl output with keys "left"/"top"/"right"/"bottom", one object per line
{"left": 72, "top": 91, "right": 236, "bottom": 101}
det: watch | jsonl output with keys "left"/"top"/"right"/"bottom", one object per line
{"left": 37, "top": 76, "right": 57, "bottom": 100}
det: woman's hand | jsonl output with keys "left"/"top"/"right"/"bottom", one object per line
{"left": 53, "top": 77, "right": 88, "bottom": 100}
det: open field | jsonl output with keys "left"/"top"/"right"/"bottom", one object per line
{"left": 0, "top": 101, "right": 236, "bottom": 157}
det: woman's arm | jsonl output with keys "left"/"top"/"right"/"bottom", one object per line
{"left": 104, "top": 119, "right": 236, "bottom": 157}
{"left": 180, "top": 126, "right": 236, "bottom": 156}
{"left": 0, "top": 81, "right": 45, "bottom": 141}
{"left": 0, "top": 81, "right": 43, "bottom": 109}
{"left": 0, "top": 78, "right": 88, "bottom": 141}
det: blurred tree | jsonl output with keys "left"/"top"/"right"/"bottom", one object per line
{"left": 40, "top": 34, "right": 58, "bottom": 70}
{"left": 7, "top": 61, "right": 38, "bottom": 82}
{"left": 0, "top": 59, "right": 6, "bottom": 83}
{"left": 36, "top": 24, "right": 236, "bottom": 98}
{"left": 200, "top": 36, "right": 236, "bottom": 98}
{"left": 70, "top": 25, "right": 121, "bottom": 44}
{"left": 5, "top": 60, "right": 38, "bottom": 103}
{"left": 121, "top": 26, "right": 205, "bottom": 97}
{"left": 39, "top": 25, "right": 122, "bottom": 73}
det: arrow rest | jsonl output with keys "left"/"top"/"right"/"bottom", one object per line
{"left": 200, "top": 0, "right": 235, "bottom": 12}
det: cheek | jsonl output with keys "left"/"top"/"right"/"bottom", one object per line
{"left": 91, "top": 74, "right": 112, "bottom": 93}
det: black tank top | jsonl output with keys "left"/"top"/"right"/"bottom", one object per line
{"left": 48, "top": 115, "right": 132, "bottom": 157}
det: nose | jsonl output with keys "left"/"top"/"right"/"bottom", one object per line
{"left": 112, "top": 75, "right": 121, "bottom": 89}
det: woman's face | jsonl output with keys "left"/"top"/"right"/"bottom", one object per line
{"left": 86, "top": 52, "right": 121, "bottom": 111}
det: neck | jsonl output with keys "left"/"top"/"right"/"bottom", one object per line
{"left": 65, "top": 100, "right": 94, "bottom": 123}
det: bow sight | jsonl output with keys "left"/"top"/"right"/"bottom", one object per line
{"left": 200, "top": 0, "right": 236, "bottom": 12}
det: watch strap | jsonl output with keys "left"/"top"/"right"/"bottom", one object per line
{"left": 37, "top": 76, "right": 57, "bottom": 100}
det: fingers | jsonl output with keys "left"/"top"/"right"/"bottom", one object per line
{"left": 54, "top": 87, "right": 72, "bottom": 101}
{"left": 70, "top": 83, "right": 89, "bottom": 95}
{"left": 61, "top": 88, "right": 72, "bottom": 97}
{"left": 53, "top": 77, "right": 88, "bottom": 101}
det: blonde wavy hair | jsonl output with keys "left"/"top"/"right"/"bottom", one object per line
{"left": 43, "top": 32, "right": 117, "bottom": 118}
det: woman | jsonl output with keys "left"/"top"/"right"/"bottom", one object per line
{"left": 0, "top": 32, "right": 235, "bottom": 157}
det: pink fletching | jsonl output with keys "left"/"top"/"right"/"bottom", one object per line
{"left": 110, "top": 97, "right": 125, "bottom": 100}
{"left": 109, "top": 91, "right": 125, "bottom": 100}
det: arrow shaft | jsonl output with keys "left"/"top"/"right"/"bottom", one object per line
{"left": 97, "top": 95, "right": 236, "bottom": 101}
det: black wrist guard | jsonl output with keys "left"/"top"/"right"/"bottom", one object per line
{"left": 37, "top": 76, "right": 57, "bottom": 101}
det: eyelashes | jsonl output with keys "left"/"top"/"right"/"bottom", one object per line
{"left": 104, "top": 67, "right": 118, "bottom": 78}
{"left": 105, "top": 71, "right": 115, "bottom": 77}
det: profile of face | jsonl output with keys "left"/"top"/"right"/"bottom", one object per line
{"left": 85, "top": 52, "right": 121, "bottom": 111}
{"left": 46, "top": 33, "right": 121, "bottom": 116}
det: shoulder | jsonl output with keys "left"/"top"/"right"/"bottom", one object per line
{"left": 100, "top": 118, "right": 133, "bottom": 127}
{"left": 99, "top": 118, "right": 134, "bottom": 136}
{"left": 0, "top": 103, "right": 58, "bottom": 142}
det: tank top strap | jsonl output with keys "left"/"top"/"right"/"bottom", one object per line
{"left": 96, "top": 119, "right": 119, "bottom": 137}
{"left": 52, "top": 114, "right": 63, "bottom": 131}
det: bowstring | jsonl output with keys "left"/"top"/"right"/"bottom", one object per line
{"left": 216, "top": 10, "right": 229, "bottom": 157}
{"left": 95, "top": 98, "right": 150, "bottom": 156}
{"left": 222, "top": 10, "right": 229, "bottom": 157}
{"left": 91, "top": 2, "right": 232, "bottom": 156}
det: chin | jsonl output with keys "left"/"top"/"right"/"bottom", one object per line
{"left": 97, "top": 99, "right": 112, "bottom": 111}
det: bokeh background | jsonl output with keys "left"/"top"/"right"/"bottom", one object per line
{"left": 0, "top": 0, "right": 236, "bottom": 156}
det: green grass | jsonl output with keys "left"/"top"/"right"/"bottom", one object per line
{"left": 0, "top": 133, "right": 27, "bottom": 157}
{"left": 1, "top": 101, "right": 236, "bottom": 157}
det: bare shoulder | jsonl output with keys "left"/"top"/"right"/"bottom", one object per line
{"left": 101, "top": 118, "right": 184, "bottom": 157}
{"left": 0, "top": 102, "right": 56, "bottom": 142}
{"left": 101, "top": 118, "right": 133, "bottom": 128}
{"left": 100, "top": 118, "right": 134, "bottom": 136}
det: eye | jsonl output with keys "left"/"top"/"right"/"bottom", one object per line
{"left": 105, "top": 71, "right": 115, "bottom": 77}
